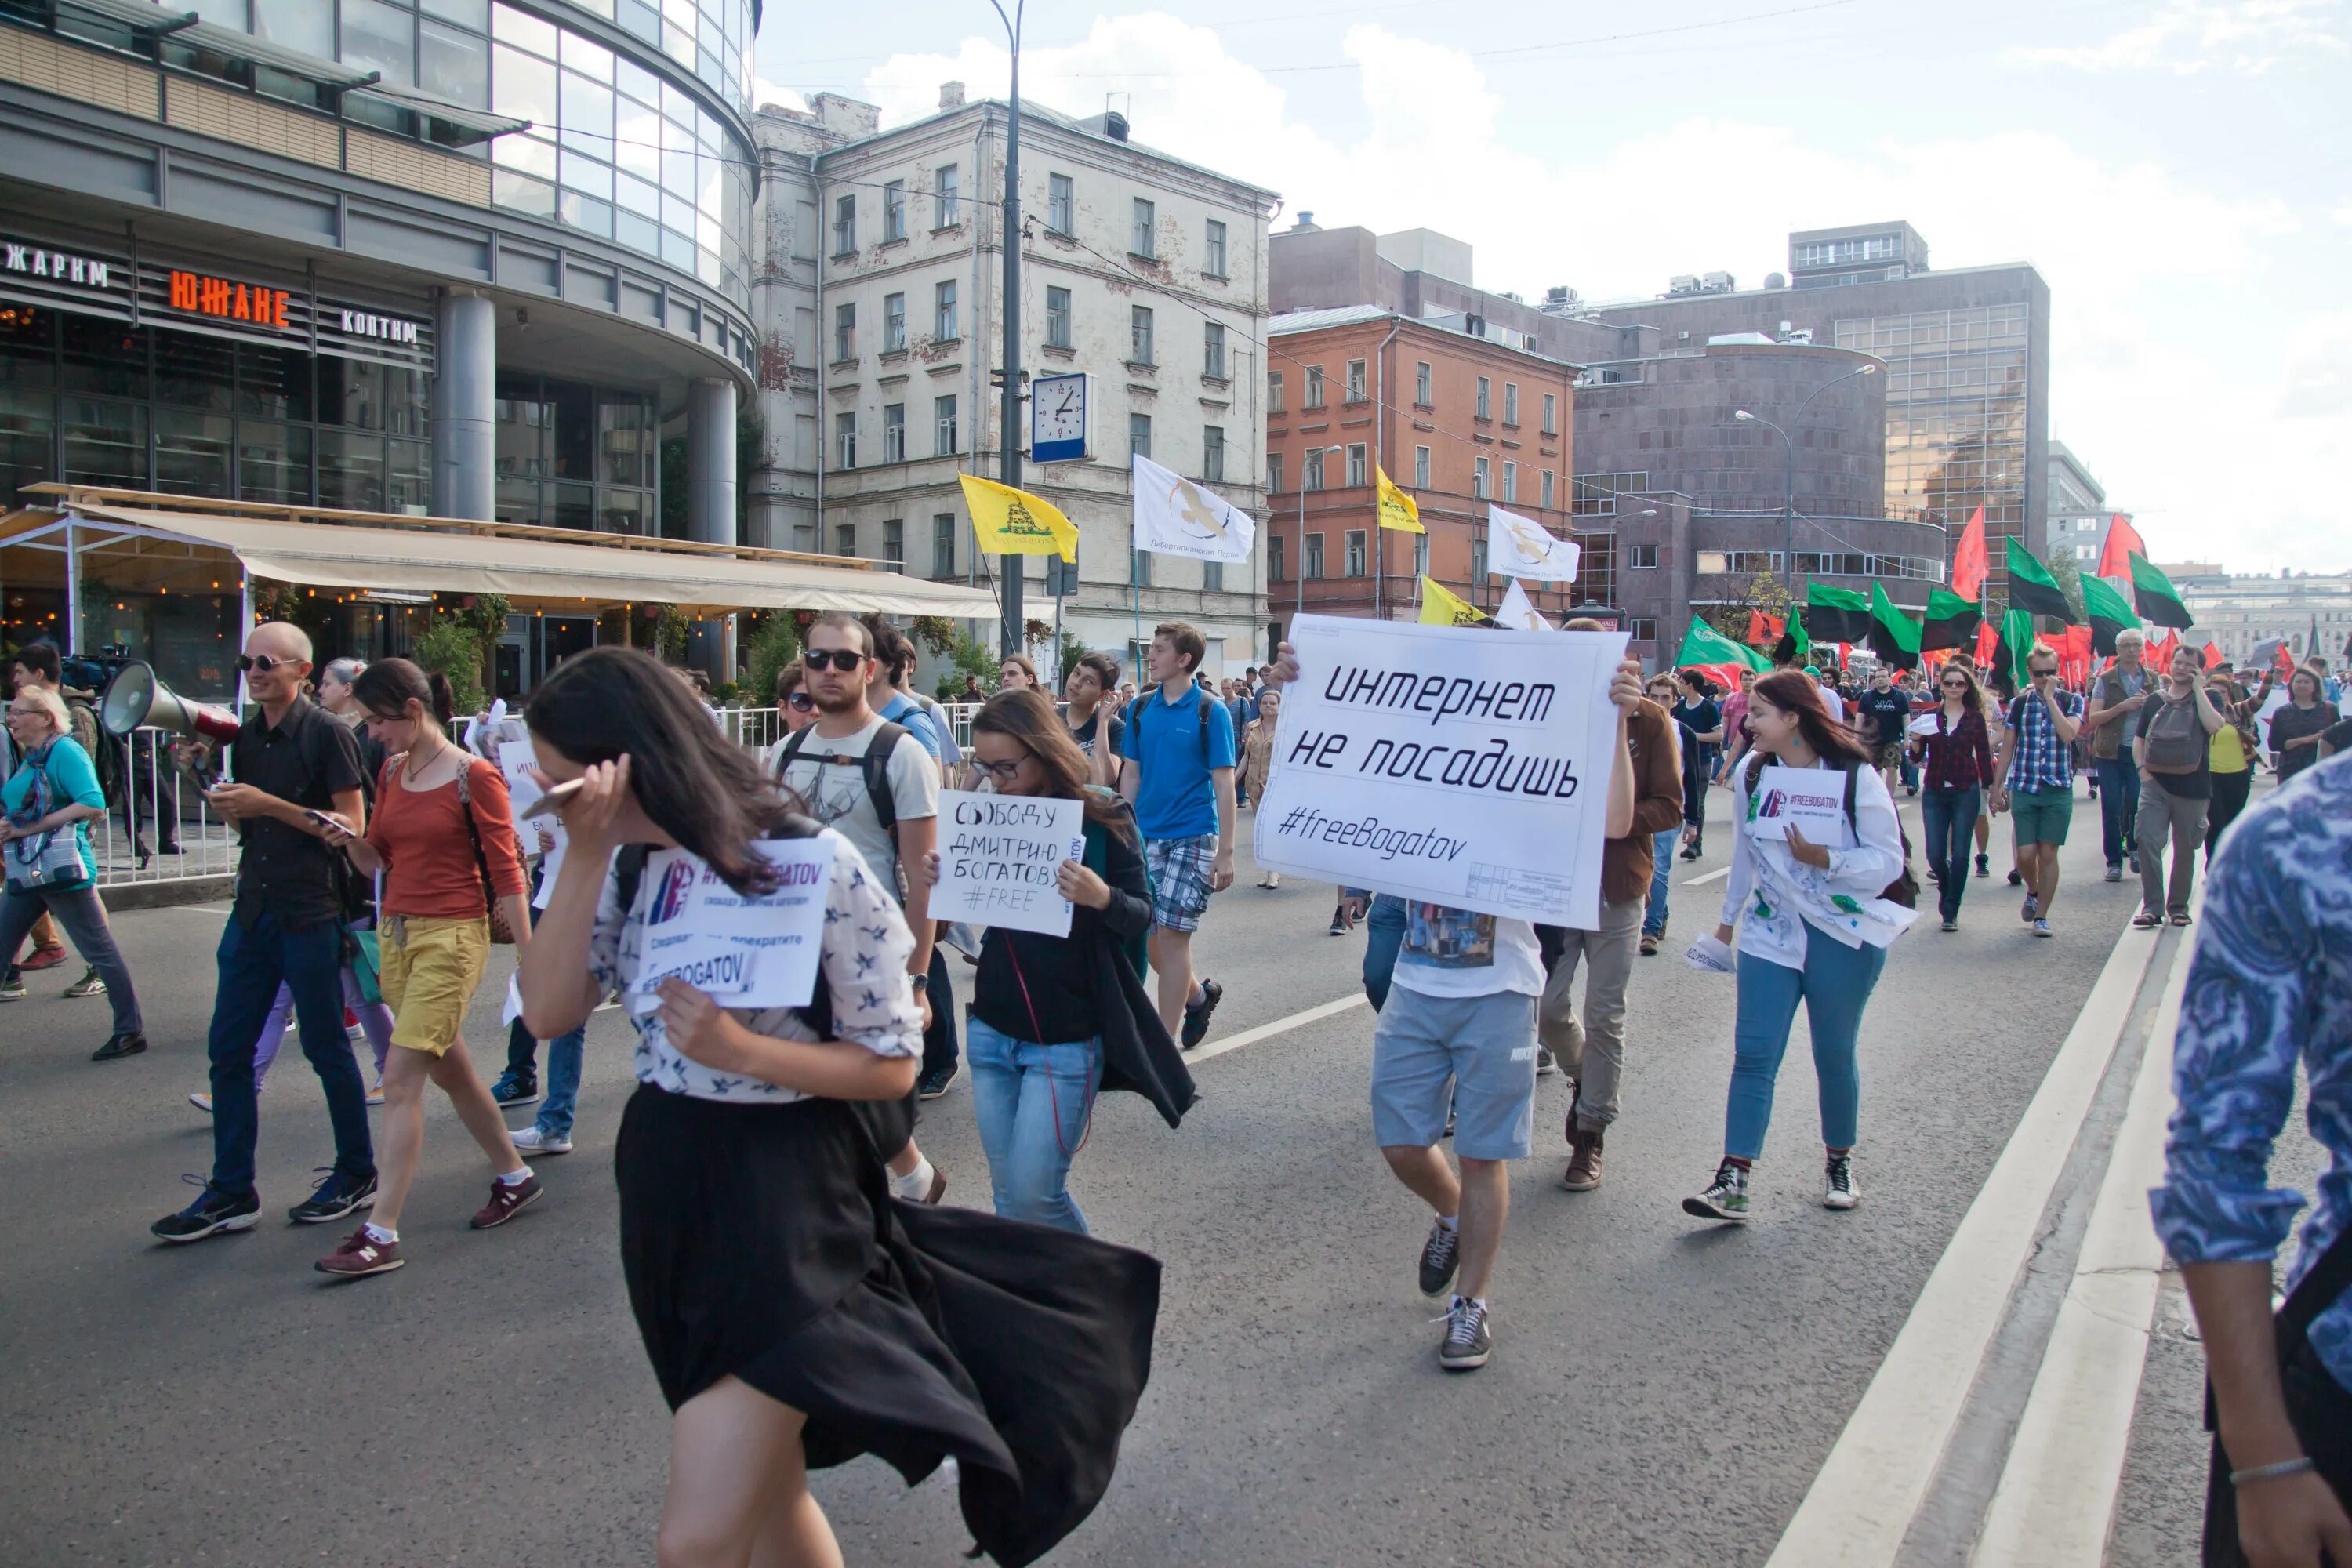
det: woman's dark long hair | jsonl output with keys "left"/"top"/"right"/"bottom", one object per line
{"left": 1936, "top": 662, "right": 1986, "bottom": 716}
{"left": 972, "top": 688, "right": 1134, "bottom": 841}
{"left": 527, "top": 647, "right": 798, "bottom": 894}
{"left": 1749, "top": 670, "right": 1874, "bottom": 768}
{"left": 352, "top": 656, "right": 453, "bottom": 727}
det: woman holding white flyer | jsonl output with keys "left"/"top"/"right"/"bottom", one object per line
{"left": 513, "top": 648, "right": 1162, "bottom": 1568}
{"left": 1684, "top": 669, "right": 1914, "bottom": 1225}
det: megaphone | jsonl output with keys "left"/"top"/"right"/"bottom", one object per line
{"left": 99, "top": 660, "right": 242, "bottom": 743}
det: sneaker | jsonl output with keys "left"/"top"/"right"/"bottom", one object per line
{"left": 1682, "top": 1159, "right": 1751, "bottom": 1223}
{"left": 2006, "top": 869, "right": 2024, "bottom": 887}
{"left": 1417, "top": 1218, "right": 1461, "bottom": 1298}
{"left": 1976, "top": 853, "right": 1990, "bottom": 878}
{"left": 90, "top": 1029, "right": 147, "bottom": 1062}
{"left": 1639, "top": 932, "right": 1661, "bottom": 956}
{"left": 151, "top": 1178, "right": 260, "bottom": 1243}
{"left": 289, "top": 1168, "right": 378, "bottom": 1224}
{"left": 2103, "top": 864, "right": 2123, "bottom": 883}
{"left": 188, "top": 1091, "right": 213, "bottom": 1113}
{"left": 2033, "top": 918, "right": 2054, "bottom": 938}
{"left": 470, "top": 1173, "right": 544, "bottom": 1229}
{"left": 0, "top": 971, "right": 24, "bottom": 1002}
{"left": 1940, "top": 917, "right": 1958, "bottom": 932}
{"left": 1327, "top": 918, "right": 1347, "bottom": 936}
{"left": 1824, "top": 1153, "right": 1859, "bottom": 1210}
{"left": 916, "top": 1065, "right": 960, "bottom": 1100}
{"left": 2020, "top": 893, "right": 2038, "bottom": 922}
{"left": 366, "top": 1080, "right": 385, "bottom": 1107}
{"left": 314, "top": 1228, "right": 404, "bottom": 1278}
{"left": 1562, "top": 1125, "right": 1605, "bottom": 1192}
{"left": 489, "top": 1071, "right": 541, "bottom": 1109}
{"left": 1437, "top": 1296, "right": 1492, "bottom": 1372}
{"left": 1535, "top": 1046, "right": 1558, "bottom": 1077}
{"left": 510, "top": 1125, "right": 572, "bottom": 1156}
{"left": 2132, "top": 909, "right": 2162, "bottom": 930}
{"left": 18, "top": 946, "right": 67, "bottom": 971}
{"left": 64, "top": 967, "right": 105, "bottom": 999}
{"left": 1181, "top": 978, "right": 1224, "bottom": 1050}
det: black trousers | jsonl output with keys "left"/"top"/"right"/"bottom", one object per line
{"left": 920, "top": 942, "right": 958, "bottom": 1078}
{"left": 2204, "top": 1340, "right": 2352, "bottom": 1565}
{"left": 2205, "top": 769, "right": 2253, "bottom": 866}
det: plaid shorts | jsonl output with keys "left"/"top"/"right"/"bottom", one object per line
{"left": 1144, "top": 833, "right": 1218, "bottom": 931}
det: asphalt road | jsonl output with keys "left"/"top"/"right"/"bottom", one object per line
{"left": 0, "top": 781, "right": 2194, "bottom": 1567}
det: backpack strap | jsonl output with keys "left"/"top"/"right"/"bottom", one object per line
{"left": 776, "top": 720, "right": 908, "bottom": 843}
{"left": 613, "top": 843, "right": 650, "bottom": 919}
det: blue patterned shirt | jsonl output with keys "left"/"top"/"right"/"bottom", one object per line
{"left": 2003, "top": 687, "right": 2082, "bottom": 794}
{"left": 2150, "top": 754, "right": 2352, "bottom": 1387}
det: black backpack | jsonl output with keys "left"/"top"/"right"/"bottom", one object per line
{"left": 774, "top": 720, "right": 911, "bottom": 844}
{"left": 1743, "top": 753, "right": 1918, "bottom": 910}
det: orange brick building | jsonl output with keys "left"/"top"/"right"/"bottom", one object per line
{"left": 1261, "top": 306, "right": 1595, "bottom": 630}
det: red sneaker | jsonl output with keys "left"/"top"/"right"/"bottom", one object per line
{"left": 470, "top": 1173, "right": 543, "bottom": 1229}
{"left": 315, "top": 1228, "right": 404, "bottom": 1278}
{"left": 19, "top": 947, "right": 67, "bottom": 972}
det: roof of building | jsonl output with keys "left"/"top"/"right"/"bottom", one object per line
{"left": 1580, "top": 260, "right": 2045, "bottom": 318}
{"left": 1265, "top": 303, "right": 1395, "bottom": 335}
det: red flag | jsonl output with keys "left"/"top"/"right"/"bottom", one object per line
{"left": 2150, "top": 630, "right": 2179, "bottom": 670}
{"left": 1973, "top": 619, "right": 1998, "bottom": 665}
{"left": 1951, "top": 506, "right": 1988, "bottom": 602}
{"left": 1744, "top": 610, "right": 1766, "bottom": 646}
{"left": 2059, "top": 625, "right": 2093, "bottom": 666}
{"left": 2201, "top": 641, "right": 2223, "bottom": 670}
{"left": 1762, "top": 611, "right": 1784, "bottom": 641}
{"left": 2095, "top": 513, "right": 2148, "bottom": 584}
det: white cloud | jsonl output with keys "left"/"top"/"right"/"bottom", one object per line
{"left": 843, "top": 13, "right": 2339, "bottom": 571}
{"left": 751, "top": 76, "right": 808, "bottom": 114}
{"left": 2008, "top": 0, "right": 2346, "bottom": 75}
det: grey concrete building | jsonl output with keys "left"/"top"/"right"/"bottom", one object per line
{"left": 2046, "top": 438, "right": 2132, "bottom": 569}
{"left": 2162, "top": 564, "right": 2352, "bottom": 669}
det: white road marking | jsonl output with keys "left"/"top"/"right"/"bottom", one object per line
{"left": 1680, "top": 866, "right": 1730, "bottom": 886}
{"left": 159, "top": 904, "right": 233, "bottom": 916}
{"left": 1187, "top": 993, "right": 1368, "bottom": 1065}
{"left": 1764, "top": 911, "right": 2164, "bottom": 1568}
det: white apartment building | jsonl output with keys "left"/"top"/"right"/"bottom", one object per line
{"left": 747, "top": 86, "right": 1279, "bottom": 678}
{"left": 2165, "top": 564, "right": 2352, "bottom": 667}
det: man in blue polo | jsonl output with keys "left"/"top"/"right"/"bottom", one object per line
{"left": 1119, "top": 620, "right": 1238, "bottom": 1047}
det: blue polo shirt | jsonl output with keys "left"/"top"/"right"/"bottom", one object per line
{"left": 878, "top": 691, "right": 944, "bottom": 760}
{"left": 1120, "top": 683, "right": 1237, "bottom": 840}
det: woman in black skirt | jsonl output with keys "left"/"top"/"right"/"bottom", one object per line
{"left": 515, "top": 648, "right": 1160, "bottom": 1568}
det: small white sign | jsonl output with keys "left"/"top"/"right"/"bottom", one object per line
{"left": 1748, "top": 765, "right": 1857, "bottom": 848}
{"left": 628, "top": 840, "right": 833, "bottom": 1009}
{"left": 928, "top": 789, "right": 1084, "bottom": 937}
{"left": 495, "top": 739, "right": 544, "bottom": 846}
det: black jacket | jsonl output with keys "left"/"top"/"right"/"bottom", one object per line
{"left": 1080, "top": 800, "right": 1198, "bottom": 1128}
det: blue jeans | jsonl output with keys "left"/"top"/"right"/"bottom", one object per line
{"left": 2096, "top": 755, "right": 2140, "bottom": 869}
{"left": 1362, "top": 893, "right": 1408, "bottom": 1012}
{"left": 1643, "top": 827, "right": 1679, "bottom": 938}
{"left": 965, "top": 1017, "right": 1099, "bottom": 1233}
{"left": 1920, "top": 786, "right": 1983, "bottom": 922}
{"left": 1724, "top": 930, "right": 1887, "bottom": 1161}
{"left": 209, "top": 910, "right": 374, "bottom": 1197}
{"left": 503, "top": 903, "right": 588, "bottom": 1133}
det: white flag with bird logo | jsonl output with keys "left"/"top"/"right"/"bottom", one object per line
{"left": 1132, "top": 452, "right": 1255, "bottom": 564}
{"left": 1488, "top": 505, "right": 1580, "bottom": 583}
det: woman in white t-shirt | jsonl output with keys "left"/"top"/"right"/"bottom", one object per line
{"left": 514, "top": 647, "right": 1160, "bottom": 1568}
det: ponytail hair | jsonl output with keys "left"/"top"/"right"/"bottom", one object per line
{"left": 352, "top": 656, "right": 453, "bottom": 728}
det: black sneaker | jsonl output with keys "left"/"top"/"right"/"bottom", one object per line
{"left": 1417, "top": 1218, "right": 1461, "bottom": 1298}
{"left": 916, "top": 1065, "right": 959, "bottom": 1101}
{"left": 1975, "top": 853, "right": 1990, "bottom": 879}
{"left": 2006, "top": 868, "right": 2024, "bottom": 887}
{"left": 289, "top": 1167, "right": 379, "bottom": 1225}
{"left": 151, "top": 1177, "right": 261, "bottom": 1243}
{"left": 1181, "top": 978, "right": 1223, "bottom": 1049}
{"left": 1438, "top": 1295, "right": 1492, "bottom": 1371}
{"left": 91, "top": 1030, "right": 147, "bottom": 1062}
{"left": 489, "top": 1070, "right": 540, "bottom": 1109}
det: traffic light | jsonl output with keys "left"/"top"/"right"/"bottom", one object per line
{"left": 1046, "top": 543, "right": 1080, "bottom": 597}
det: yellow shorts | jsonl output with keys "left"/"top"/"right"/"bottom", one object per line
{"left": 378, "top": 915, "right": 491, "bottom": 1056}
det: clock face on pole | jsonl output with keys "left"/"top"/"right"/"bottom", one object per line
{"left": 1031, "top": 372, "right": 1087, "bottom": 463}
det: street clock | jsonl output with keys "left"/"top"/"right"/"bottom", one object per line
{"left": 1030, "top": 372, "right": 1087, "bottom": 463}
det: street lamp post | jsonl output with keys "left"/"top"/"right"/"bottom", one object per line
{"left": 988, "top": 0, "right": 1026, "bottom": 657}
{"left": 1734, "top": 361, "right": 1878, "bottom": 611}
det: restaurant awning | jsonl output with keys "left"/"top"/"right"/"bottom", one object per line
{"left": 27, "top": 497, "right": 1000, "bottom": 619}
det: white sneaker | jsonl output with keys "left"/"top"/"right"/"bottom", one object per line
{"left": 510, "top": 1125, "right": 572, "bottom": 1156}
{"left": 188, "top": 1091, "right": 212, "bottom": 1113}
{"left": 1824, "top": 1153, "right": 1860, "bottom": 1210}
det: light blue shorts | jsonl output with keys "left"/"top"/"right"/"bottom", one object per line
{"left": 1370, "top": 985, "right": 1539, "bottom": 1160}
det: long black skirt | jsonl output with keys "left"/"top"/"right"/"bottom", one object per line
{"left": 615, "top": 1083, "right": 1161, "bottom": 1568}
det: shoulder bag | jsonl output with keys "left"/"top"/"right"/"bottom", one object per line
{"left": 3, "top": 744, "right": 89, "bottom": 893}
{"left": 453, "top": 757, "right": 517, "bottom": 943}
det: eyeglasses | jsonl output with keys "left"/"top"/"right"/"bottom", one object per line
{"left": 803, "top": 648, "right": 866, "bottom": 673}
{"left": 236, "top": 653, "right": 300, "bottom": 673}
{"left": 971, "top": 755, "right": 1028, "bottom": 782}
{"left": 1942, "top": 677, "right": 1969, "bottom": 688}
{"left": 786, "top": 691, "right": 815, "bottom": 712}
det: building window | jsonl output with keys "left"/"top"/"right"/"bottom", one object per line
{"left": 935, "top": 395, "right": 958, "bottom": 456}
{"left": 1305, "top": 532, "right": 1326, "bottom": 578}
{"left": 1131, "top": 198, "right": 1156, "bottom": 258}
{"left": 1574, "top": 533, "right": 1617, "bottom": 606}
{"left": 1131, "top": 546, "right": 1153, "bottom": 586}
{"left": 833, "top": 303, "right": 855, "bottom": 362}
{"left": 1471, "top": 539, "right": 1487, "bottom": 584}
{"left": 1129, "top": 412, "right": 1152, "bottom": 459}
{"left": 1268, "top": 370, "right": 1284, "bottom": 413}
{"left": 1504, "top": 383, "right": 1519, "bottom": 426}
{"left": 1414, "top": 445, "right": 1431, "bottom": 488}
{"left": 1266, "top": 452, "right": 1283, "bottom": 492}
{"left": 834, "top": 521, "right": 855, "bottom": 557}
{"left": 882, "top": 292, "right": 906, "bottom": 353}
{"left": 1269, "top": 532, "right": 1286, "bottom": 581}
{"left": 1205, "top": 219, "right": 1228, "bottom": 277}
{"left": 1628, "top": 543, "right": 1657, "bottom": 569}
{"left": 883, "top": 517, "right": 904, "bottom": 572}
{"left": 1203, "top": 424, "right": 1225, "bottom": 482}
{"left": 935, "top": 280, "right": 959, "bottom": 341}
{"left": 1045, "top": 286, "right": 1072, "bottom": 349}
{"left": 1475, "top": 377, "right": 1491, "bottom": 419}
{"left": 1542, "top": 392, "right": 1557, "bottom": 434}
{"left": 1473, "top": 456, "right": 1490, "bottom": 498}
{"left": 1629, "top": 618, "right": 1658, "bottom": 642}
{"left": 932, "top": 513, "right": 956, "bottom": 576}
{"left": 1305, "top": 448, "right": 1326, "bottom": 491}
{"left": 1344, "top": 529, "right": 1368, "bottom": 576}
{"left": 1541, "top": 470, "right": 1555, "bottom": 510}
{"left": 1203, "top": 558, "right": 1224, "bottom": 592}
{"left": 882, "top": 180, "right": 906, "bottom": 242}
{"left": 1305, "top": 366, "right": 1326, "bottom": 408}
{"left": 935, "top": 163, "right": 960, "bottom": 227}
{"left": 831, "top": 194, "right": 855, "bottom": 256}
{"left": 1346, "top": 443, "right": 1367, "bottom": 488}
{"left": 882, "top": 403, "right": 906, "bottom": 463}
{"left": 1047, "top": 172, "right": 1073, "bottom": 234}
{"left": 1131, "top": 306, "right": 1155, "bottom": 365}
{"left": 1571, "top": 471, "right": 1647, "bottom": 516}
{"left": 835, "top": 411, "right": 855, "bottom": 469}
{"left": 1416, "top": 533, "right": 1430, "bottom": 577}
{"left": 1203, "top": 322, "right": 1227, "bottom": 379}
{"left": 1502, "top": 461, "right": 1516, "bottom": 503}
{"left": 1415, "top": 361, "right": 1432, "bottom": 405}
{"left": 1346, "top": 359, "right": 1367, "bottom": 403}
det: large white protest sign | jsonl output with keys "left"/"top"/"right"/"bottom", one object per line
{"left": 628, "top": 839, "right": 833, "bottom": 1011}
{"left": 928, "top": 789, "right": 1085, "bottom": 937}
{"left": 1251, "top": 615, "right": 1629, "bottom": 929}
{"left": 1747, "top": 765, "right": 1857, "bottom": 848}
{"left": 1132, "top": 452, "right": 1255, "bottom": 563}
{"left": 1487, "top": 506, "right": 1581, "bottom": 583}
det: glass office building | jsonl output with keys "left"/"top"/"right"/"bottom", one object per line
{"left": 1836, "top": 301, "right": 2031, "bottom": 539}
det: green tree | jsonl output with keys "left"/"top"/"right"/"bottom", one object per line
{"left": 412, "top": 621, "right": 486, "bottom": 716}
{"left": 1700, "top": 571, "right": 1795, "bottom": 645}
{"left": 739, "top": 612, "right": 801, "bottom": 706}
{"left": 2043, "top": 548, "right": 2089, "bottom": 625}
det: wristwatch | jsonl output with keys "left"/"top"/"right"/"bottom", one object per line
{"left": 909, "top": 973, "right": 929, "bottom": 993}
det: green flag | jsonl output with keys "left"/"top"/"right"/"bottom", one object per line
{"left": 2081, "top": 570, "right": 2142, "bottom": 656}
{"left": 2128, "top": 552, "right": 2194, "bottom": 630}
{"left": 1920, "top": 586, "right": 1982, "bottom": 652}
{"left": 2003, "top": 535, "right": 2078, "bottom": 624}
{"left": 1802, "top": 582, "right": 1872, "bottom": 644}
{"left": 1866, "top": 582, "right": 1922, "bottom": 670}
{"left": 1992, "top": 607, "right": 2038, "bottom": 691}
{"left": 1675, "top": 617, "right": 1769, "bottom": 674}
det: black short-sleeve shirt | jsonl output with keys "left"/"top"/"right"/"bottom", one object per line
{"left": 228, "top": 696, "right": 367, "bottom": 930}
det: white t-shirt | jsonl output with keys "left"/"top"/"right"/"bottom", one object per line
{"left": 771, "top": 716, "right": 939, "bottom": 905}
{"left": 1816, "top": 687, "right": 1847, "bottom": 724}
{"left": 1389, "top": 905, "right": 1547, "bottom": 999}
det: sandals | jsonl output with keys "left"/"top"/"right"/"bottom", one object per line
{"left": 2132, "top": 909, "right": 2162, "bottom": 930}
{"left": 2169, "top": 912, "right": 2193, "bottom": 927}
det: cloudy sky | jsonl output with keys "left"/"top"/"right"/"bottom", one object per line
{"left": 755, "top": 0, "right": 2351, "bottom": 574}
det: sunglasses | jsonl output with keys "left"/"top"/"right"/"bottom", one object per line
{"left": 236, "top": 654, "right": 301, "bottom": 674}
{"left": 803, "top": 648, "right": 866, "bottom": 673}
{"left": 971, "top": 754, "right": 1028, "bottom": 782}
{"left": 786, "top": 691, "right": 815, "bottom": 712}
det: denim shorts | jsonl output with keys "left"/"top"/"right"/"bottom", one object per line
{"left": 1370, "top": 985, "right": 1539, "bottom": 1160}
{"left": 1143, "top": 833, "right": 1218, "bottom": 931}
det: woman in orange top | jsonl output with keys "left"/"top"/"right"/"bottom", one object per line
{"left": 317, "top": 658, "right": 537, "bottom": 1278}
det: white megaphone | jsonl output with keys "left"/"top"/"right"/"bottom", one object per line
{"left": 98, "top": 661, "right": 243, "bottom": 744}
